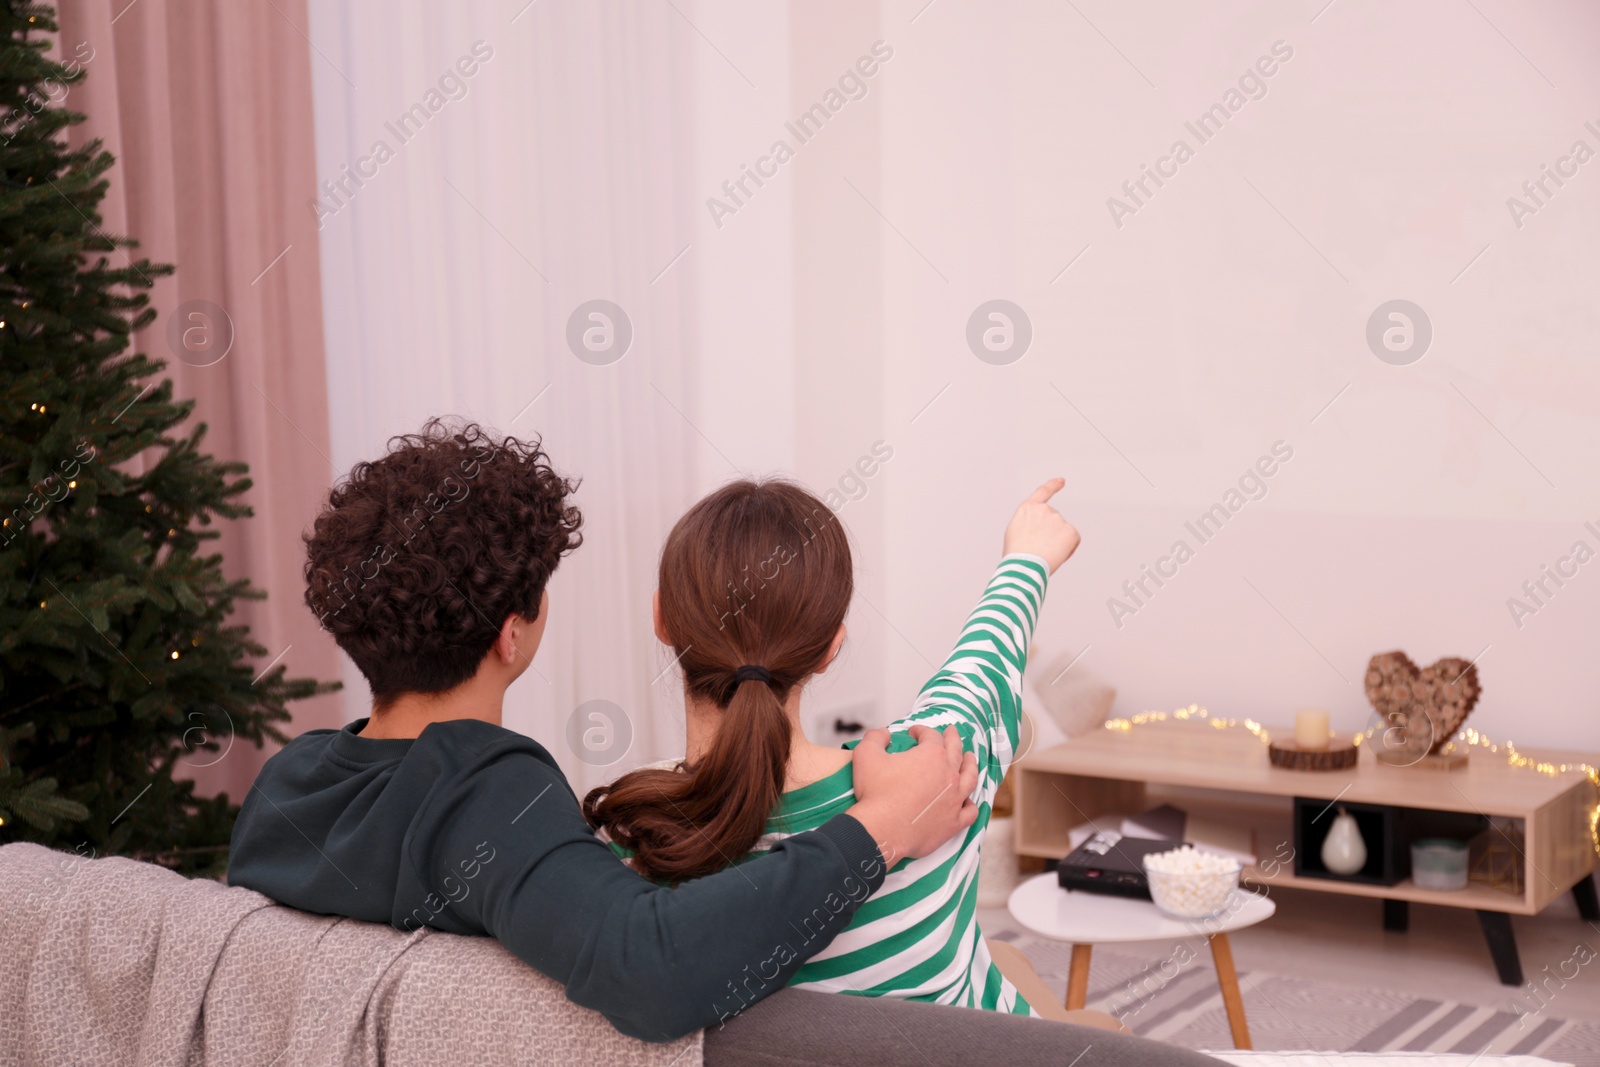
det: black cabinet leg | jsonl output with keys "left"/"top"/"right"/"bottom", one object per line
{"left": 1383, "top": 899, "right": 1409, "bottom": 932}
{"left": 1477, "top": 911, "right": 1523, "bottom": 987}
{"left": 1572, "top": 874, "right": 1599, "bottom": 921}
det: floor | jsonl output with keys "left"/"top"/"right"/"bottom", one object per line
{"left": 981, "top": 879, "right": 1600, "bottom": 1023}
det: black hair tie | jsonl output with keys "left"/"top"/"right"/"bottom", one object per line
{"left": 722, "top": 664, "right": 776, "bottom": 705}
{"left": 733, "top": 665, "right": 773, "bottom": 686}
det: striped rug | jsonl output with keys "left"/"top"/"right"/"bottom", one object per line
{"left": 1004, "top": 935, "right": 1599, "bottom": 1065}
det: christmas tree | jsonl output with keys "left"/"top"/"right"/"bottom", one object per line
{"left": 0, "top": 1, "right": 335, "bottom": 877}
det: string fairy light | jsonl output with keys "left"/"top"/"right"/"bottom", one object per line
{"left": 1105, "top": 703, "right": 1273, "bottom": 744}
{"left": 1104, "top": 705, "right": 1600, "bottom": 857}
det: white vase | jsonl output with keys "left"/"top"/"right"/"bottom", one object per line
{"left": 1321, "top": 807, "right": 1368, "bottom": 875}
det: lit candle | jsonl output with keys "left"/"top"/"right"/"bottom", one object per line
{"left": 1295, "top": 708, "right": 1330, "bottom": 750}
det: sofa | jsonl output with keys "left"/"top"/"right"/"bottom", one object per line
{"left": 0, "top": 842, "right": 1571, "bottom": 1067}
{"left": 0, "top": 842, "right": 699, "bottom": 1066}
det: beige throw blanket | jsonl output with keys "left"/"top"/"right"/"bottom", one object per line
{"left": 0, "top": 842, "right": 702, "bottom": 1067}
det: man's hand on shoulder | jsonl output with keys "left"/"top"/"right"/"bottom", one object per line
{"left": 847, "top": 725, "right": 979, "bottom": 866}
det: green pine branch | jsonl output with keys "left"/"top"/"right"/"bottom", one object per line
{"left": 0, "top": 0, "right": 339, "bottom": 878}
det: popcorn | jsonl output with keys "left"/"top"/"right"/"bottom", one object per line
{"left": 1143, "top": 844, "right": 1237, "bottom": 875}
{"left": 1143, "top": 845, "right": 1241, "bottom": 919}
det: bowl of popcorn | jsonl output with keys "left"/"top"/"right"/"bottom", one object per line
{"left": 1142, "top": 845, "right": 1242, "bottom": 920}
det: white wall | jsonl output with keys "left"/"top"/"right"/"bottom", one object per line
{"left": 870, "top": 0, "right": 1600, "bottom": 749}
{"left": 308, "top": 0, "right": 1600, "bottom": 768}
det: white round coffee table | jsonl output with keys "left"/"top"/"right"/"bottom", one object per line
{"left": 1007, "top": 873, "right": 1275, "bottom": 1048}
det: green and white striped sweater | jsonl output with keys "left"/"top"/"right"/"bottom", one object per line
{"left": 748, "top": 553, "right": 1049, "bottom": 1013}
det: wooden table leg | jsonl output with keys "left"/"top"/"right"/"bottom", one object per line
{"left": 1572, "top": 874, "right": 1600, "bottom": 922}
{"left": 1065, "top": 944, "right": 1092, "bottom": 1010}
{"left": 1209, "top": 932, "right": 1251, "bottom": 1050}
{"left": 1476, "top": 910, "right": 1523, "bottom": 987}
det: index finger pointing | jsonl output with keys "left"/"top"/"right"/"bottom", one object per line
{"left": 1026, "top": 477, "right": 1066, "bottom": 505}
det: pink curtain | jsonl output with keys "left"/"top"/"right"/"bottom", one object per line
{"left": 54, "top": 0, "right": 344, "bottom": 800}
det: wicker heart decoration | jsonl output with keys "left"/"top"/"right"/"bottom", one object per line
{"left": 1363, "top": 651, "right": 1482, "bottom": 760}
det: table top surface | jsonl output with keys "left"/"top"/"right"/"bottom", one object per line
{"left": 1015, "top": 720, "right": 1595, "bottom": 817}
{"left": 1007, "top": 872, "right": 1276, "bottom": 943}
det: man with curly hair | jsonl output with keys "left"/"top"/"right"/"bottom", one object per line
{"left": 225, "top": 421, "right": 982, "bottom": 1043}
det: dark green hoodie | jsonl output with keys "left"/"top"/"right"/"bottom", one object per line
{"left": 228, "top": 718, "right": 885, "bottom": 1041}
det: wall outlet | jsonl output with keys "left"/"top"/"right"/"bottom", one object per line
{"left": 811, "top": 701, "right": 876, "bottom": 745}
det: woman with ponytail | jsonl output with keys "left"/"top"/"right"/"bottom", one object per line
{"left": 586, "top": 476, "right": 1081, "bottom": 1017}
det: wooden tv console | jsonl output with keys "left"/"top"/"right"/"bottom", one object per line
{"left": 1011, "top": 720, "right": 1599, "bottom": 985}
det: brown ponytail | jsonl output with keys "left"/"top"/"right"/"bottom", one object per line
{"left": 583, "top": 480, "right": 853, "bottom": 883}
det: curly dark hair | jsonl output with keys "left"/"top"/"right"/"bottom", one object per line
{"left": 304, "top": 419, "right": 582, "bottom": 705}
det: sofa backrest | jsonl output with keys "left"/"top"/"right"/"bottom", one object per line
{"left": 0, "top": 842, "right": 702, "bottom": 1067}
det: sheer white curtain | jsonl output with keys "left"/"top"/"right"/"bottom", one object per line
{"left": 306, "top": 1, "right": 701, "bottom": 791}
